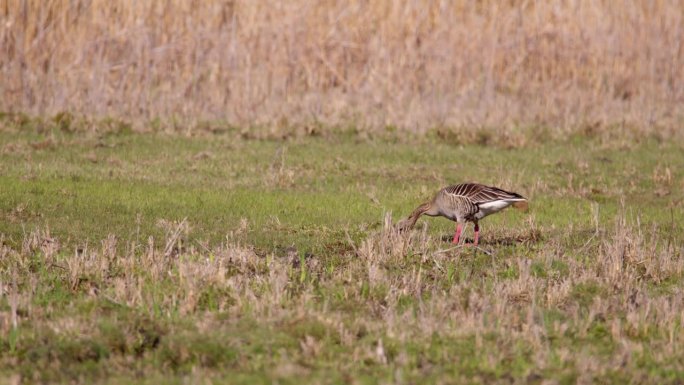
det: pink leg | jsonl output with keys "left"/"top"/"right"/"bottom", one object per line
{"left": 452, "top": 223, "right": 463, "bottom": 244}
{"left": 473, "top": 223, "right": 480, "bottom": 246}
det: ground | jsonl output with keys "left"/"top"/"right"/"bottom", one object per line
{"left": 0, "top": 116, "right": 683, "bottom": 384}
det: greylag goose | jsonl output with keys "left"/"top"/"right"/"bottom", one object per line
{"left": 397, "top": 183, "right": 528, "bottom": 246}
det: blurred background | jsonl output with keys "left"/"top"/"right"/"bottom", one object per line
{"left": 1, "top": 0, "right": 683, "bottom": 140}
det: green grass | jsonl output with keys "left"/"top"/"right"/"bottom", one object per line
{"left": 2, "top": 126, "right": 680, "bottom": 250}
{"left": 1, "top": 121, "right": 684, "bottom": 384}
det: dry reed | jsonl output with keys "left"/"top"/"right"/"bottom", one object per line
{"left": 1, "top": 0, "right": 683, "bottom": 139}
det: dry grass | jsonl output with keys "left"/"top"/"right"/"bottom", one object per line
{"left": 2, "top": 208, "right": 683, "bottom": 382}
{"left": 2, "top": 0, "right": 683, "bottom": 139}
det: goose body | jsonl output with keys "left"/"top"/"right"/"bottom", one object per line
{"left": 397, "top": 183, "right": 527, "bottom": 245}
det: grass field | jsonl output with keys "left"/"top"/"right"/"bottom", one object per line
{"left": 2, "top": 1, "right": 683, "bottom": 383}
{"left": 1, "top": 115, "right": 683, "bottom": 384}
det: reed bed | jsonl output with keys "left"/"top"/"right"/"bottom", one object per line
{"left": 1, "top": 0, "right": 683, "bottom": 138}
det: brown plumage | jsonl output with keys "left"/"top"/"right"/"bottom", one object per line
{"left": 397, "top": 183, "right": 528, "bottom": 245}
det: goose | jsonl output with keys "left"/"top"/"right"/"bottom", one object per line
{"left": 396, "top": 183, "right": 528, "bottom": 246}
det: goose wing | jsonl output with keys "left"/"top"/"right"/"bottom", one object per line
{"left": 443, "top": 183, "right": 526, "bottom": 206}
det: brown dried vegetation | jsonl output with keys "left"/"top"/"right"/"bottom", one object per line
{"left": 2, "top": 0, "right": 683, "bottom": 140}
{"left": 1, "top": 207, "right": 683, "bottom": 382}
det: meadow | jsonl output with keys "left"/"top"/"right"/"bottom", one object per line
{"left": 2, "top": 0, "right": 684, "bottom": 383}
{"left": 0, "top": 114, "right": 683, "bottom": 384}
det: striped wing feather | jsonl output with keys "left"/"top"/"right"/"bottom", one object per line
{"left": 444, "top": 183, "right": 525, "bottom": 205}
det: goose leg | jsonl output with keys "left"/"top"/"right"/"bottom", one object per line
{"left": 452, "top": 223, "right": 463, "bottom": 244}
{"left": 473, "top": 222, "right": 480, "bottom": 246}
